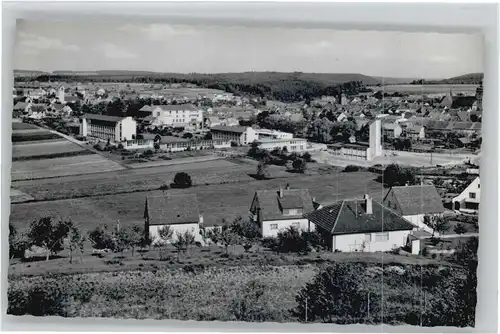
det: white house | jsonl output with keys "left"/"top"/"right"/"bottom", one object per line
{"left": 382, "top": 123, "right": 403, "bottom": 139}
{"left": 382, "top": 185, "right": 445, "bottom": 234}
{"left": 257, "top": 138, "right": 308, "bottom": 153}
{"left": 249, "top": 186, "right": 315, "bottom": 238}
{"left": 211, "top": 125, "right": 258, "bottom": 145}
{"left": 144, "top": 194, "right": 205, "bottom": 244}
{"left": 80, "top": 114, "right": 137, "bottom": 143}
{"left": 255, "top": 129, "right": 294, "bottom": 140}
{"left": 452, "top": 176, "right": 480, "bottom": 214}
{"left": 140, "top": 104, "right": 204, "bottom": 129}
{"left": 305, "top": 195, "right": 416, "bottom": 253}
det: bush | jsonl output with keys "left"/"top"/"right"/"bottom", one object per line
{"left": 231, "top": 141, "right": 239, "bottom": 147}
{"left": 8, "top": 282, "right": 69, "bottom": 316}
{"left": 344, "top": 165, "right": 360, "bottom": 172}
{"left": 276, "top": 227, "right": 309, "bottom": 254}
{"left": 172, "top": 172, "right": 193, "bottom": 188}
{"left": 454, "top": 223, "right": 467, "bottom": 235}
{"left": 261, "top": 237, "right": 279, "bottom": 250}
{"left": 302, "top": 152, "right": 312, "bottom": 162}
{"left": 228, "top": 280, "right": 273, "bottom": 322}
{"left": 292, "top": 158, "right": 307, "bottom": 173}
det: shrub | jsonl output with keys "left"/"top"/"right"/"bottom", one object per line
{"left": 228, "top": 280, "right": 272, "bottom": 322}
{"left": 302, "top": 152, "right": 312, "bottom": 162}
{"left": 454, "top": 223, "right": 467, "bottom": 235}
{"left": 292, "top": 158, "right": 307, "bottom": 173}
{"left": 344, "top": 165, "right": 360, "bottom": 172}
{"left": 231, "top": 141, "right": 239, "bottom": 147}
{"left": 172, "top": 172, "right": 193, "bottom": 188}
{"left": 8, "top": 282, "right": 69, "bottom": 316}
{"left": 276, "top": 227, "right": 310, "bottom": 254}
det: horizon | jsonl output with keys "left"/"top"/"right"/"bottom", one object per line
{"left": 13, "top": 69, "right": 482, "bottom": 82}
{"left": 15, "top": 21, "right": 484, "bottom": 78}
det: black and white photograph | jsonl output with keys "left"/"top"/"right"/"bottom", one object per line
{"left": 7, "top": 19, "right": 483, "bottom": 328}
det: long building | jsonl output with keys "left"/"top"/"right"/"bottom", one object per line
{"left": 80, "top": 114, "right": 136, "bottom": 143}
{"left": 139, "top": 104, "right": 203, "bottom": 129}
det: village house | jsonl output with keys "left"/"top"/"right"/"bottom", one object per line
{"left": 452, "top": 176, "right": 480, "bottom": 214}
{"left": 382, "top": 185, "right": 445, "bottom": 234}
{"left": 144, "top": 194, "right": 205, "bottom": 244}
{"left": 255, "top": 129, "right": 294, "bottom": 140}
{"left": 305, "top": 195, "right": 416, "bottom": 252}
{"left": 210, "top": 125, "right": 258, "bottom": 145}
{"left": 382, "top": 123, "right": 403, "bottom": 139}
{"left": 249, "top": 186, "right": 315, "bottom": 238}
{"left": 13, "top": 101, "right": 32, "bottom": 114}
{"left": 80, "top": 114, "right": 136, "bottom": 143}
{"left": 139, "top": 104, "right": 204, "bottom": 129}
{"left": 403, "top": 124, "right": 425, "bottom": 141}
{"left": 257, "top": 138, "right": 308, "bottom": 153}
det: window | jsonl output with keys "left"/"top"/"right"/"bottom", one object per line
{"left": 270, "top": 224, "right": 278, "bottom": 230}
{"left": 375, "top": 232, "right": 389, "bottom": 242}
{"left": 365, "top": 234, "right": 372, "bottom": 242}
{"left": 469, "top": 192, "right": 476, "bottom": 199}
{"left": 478, "top": 184, "right": 480, "bottom": 188}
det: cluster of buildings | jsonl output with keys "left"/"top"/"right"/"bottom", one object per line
{"left": 143, "top": 177, "right": 479, "bottom": 254}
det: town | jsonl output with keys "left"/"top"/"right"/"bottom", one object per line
{"left": 9, "top": 72, "right": 481, "bottom": 325}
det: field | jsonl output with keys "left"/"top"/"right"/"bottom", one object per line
{"left": 368, "top": 84, "right": 478, "bottom": 94}
{"left": 10, "top": 169, "right": 383, "bottom": 232}
{"left": 12, "top": 140, "right": 90, "bottom": 160}
{"left": 7, "top": 259, "right": 468, "bottom": 325}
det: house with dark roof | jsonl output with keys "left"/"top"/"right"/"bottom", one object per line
{"left": 382, "top": 185, "right": 445, "bottom": 234}
{"left": 144, "top": 194, "right": 205, "bottom": 244}
{"left": 249, "top": 186, "right": 315, "bottom": 237}
{"left": 304, "top": 194, "right": 416, "bottom": 252}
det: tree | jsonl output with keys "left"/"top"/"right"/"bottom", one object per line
{"left": 292, "top": 158, "right": 307, "bottom": 173}
{"left": 454, "top": 223, "right": 467, "bottom": 235}
{"left": 115, "top": 227, "right": 136, "bottom": 257}
{"left": 172, "top": 232, "right": 185, "bottom": 261}
{"left": 276, "top": 226, "right": 310, "bottom": 254}
{"left": 27, "top": 217, "right": 72, "bottom": 261}
{"left": 302, "top": 152, "right": 312, "bottom": 162}
{"left": 66, "top": 225, "right": 85, "bottom": 264}
{"left": 230, "top": 217, "right": 261, "bottom": 252}
{"left": 172, "top": 172, "right": 192, "bottom": 188}
{"left": 157, "top": 225, "right": 174, "bottom": 260}
{"left": 9, "top": 224, "right": 29, "bottom": 260}
{"left": 425, "top": 215, "right": 449, "bottom": 237}
{"left": 256, "top": 162, "right": 270, "bottom": 180}
{"left": 382, "top": 163, "right": 417, "bottom": 187}
{"left": 89, "top": 225, "right": 116, "bottom": 251}
{"left": 292, "top": 263, "right": 369, "bottom": 322}
{"left": 183, "top": 230, "right": 195, "bottom": 256}
{"left": 208, "top": 219, "right": 240, "bottom": 255}
{"left": 229, "top": 280, "right": 269, "bottom": 321}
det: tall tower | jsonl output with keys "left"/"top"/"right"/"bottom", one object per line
{"left": 367, "top": 119, "right": 382, "bottom": 161}
{"left": 57, "top": 86, "right": 65, "bottom": 103}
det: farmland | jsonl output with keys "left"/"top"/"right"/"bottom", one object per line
{"left": 12, "top": 140, "right": 91, "bottom": 161}
{"left": 368, "top": 84, "right": 478, "bottom": 94}
{"left": 10, "top": 169, "right": 383, "bottom": 232}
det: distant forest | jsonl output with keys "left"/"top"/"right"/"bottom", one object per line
{"left": 14, "top": 72, "right": 377, "bottom": 102}
{"left": 410, "top": 73, "right": 483, "bottom": 85}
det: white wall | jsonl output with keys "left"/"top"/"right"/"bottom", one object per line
{"left": 332, "top": 230, "right": 411, "bottom": 252}
{"left": 452, "top": 177, "right": 480, "bottom": 213}
{"left": 119, "top": 117, "right": 137, "bottom": 142}
{"left": 149, "top": 223, "right": 203, "bottom": 244}
{"left": 262, "top": 218, "right": 313, "bottom": 238}
{"left": 403, "top": 214, "right": 435, "bottom": 234}
{"left": 80, "top": 118, "right": 88, "bottom": 137}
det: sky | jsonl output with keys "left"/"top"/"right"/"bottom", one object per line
{"left": 14, "top": 20, "right": 484, "bottom": 79}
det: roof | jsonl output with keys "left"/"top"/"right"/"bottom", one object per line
{"left": 304, "top": 199, "right": 415, "bottom": 235}
{"left": 145, "top": 194, "right": 200, "bottom": 225}
{"left": 81, "top": 114, "right": 127, "bottom": 122}
{"left": 159, "top": 136, "right": 189, "bottom": 144}
{"left": 65, "top": 96, "right": 80, "bottom": 102}
{"left": 211, "top": 125, "right": 248, "bottom": 133}
{"left": 13, "top": 102, "right": 29, "bottom": 110}
{"left": 253, "top": 189, "right": 314, "bottom": 221}
{"left": 384, "top": 185, "right": 445, "bottom": 216}
{"left": 158, "top": 104, "right": 198, "bottom": 111}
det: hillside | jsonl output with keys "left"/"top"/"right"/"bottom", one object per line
{"left": 14, "top": 69, "right": 48, "bottom": 77}
{"left": 441, "top": 73, "right": 483, "bottom": 84}
{"left": 16, "top": 71, "right": 380, "bottom": 102}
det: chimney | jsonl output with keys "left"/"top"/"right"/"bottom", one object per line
{"left": 199, "top": 214, "right": 204, "bottom": 225}
{"left": 286, "top": 183, "right": 290, "bottom": 190}
{"left": 364, "top": 194, "right": 373, "bottom": 214}
{"left": 279, "top": 187, "right": 284, "bottom": 198}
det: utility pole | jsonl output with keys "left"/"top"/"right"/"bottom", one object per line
{"left": 305, "top": 297, "right": 308, "bottom": 323}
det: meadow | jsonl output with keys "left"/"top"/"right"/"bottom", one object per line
{"left": 10, "top": 170, "right": 382, "bottom": 232}
{"left": 7, "top": 261, "right": 468, "bottom": 325}
{"left": 12, "top": 140, "right": 90, "bottom": 160}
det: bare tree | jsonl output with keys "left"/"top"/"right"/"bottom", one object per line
{"left": 157, "top": 225, "right": 174, "bottom": 260}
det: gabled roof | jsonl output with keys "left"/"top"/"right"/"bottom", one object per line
{"left": 304, "top": 199, "right": 415, "bottom": 235}
{"left": 65, "top": 96, "right": 80, "bottom": 102}
{"left": 384, "top": 185, "right": 445, "bottom": 216}
{"left": 253, "top": 189, "right": 314, "bottom": 221}
{"left": 145, "top": 194, "right": 200, "bottom": 226}
{"left": 81, "top": 114, "right": 127, "bottom": 122}
{"left": 211, "top": 125, "right": 248, "bottom": 133}
{"left": 13, "top": 102, "right": 29, "bottom": 110}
